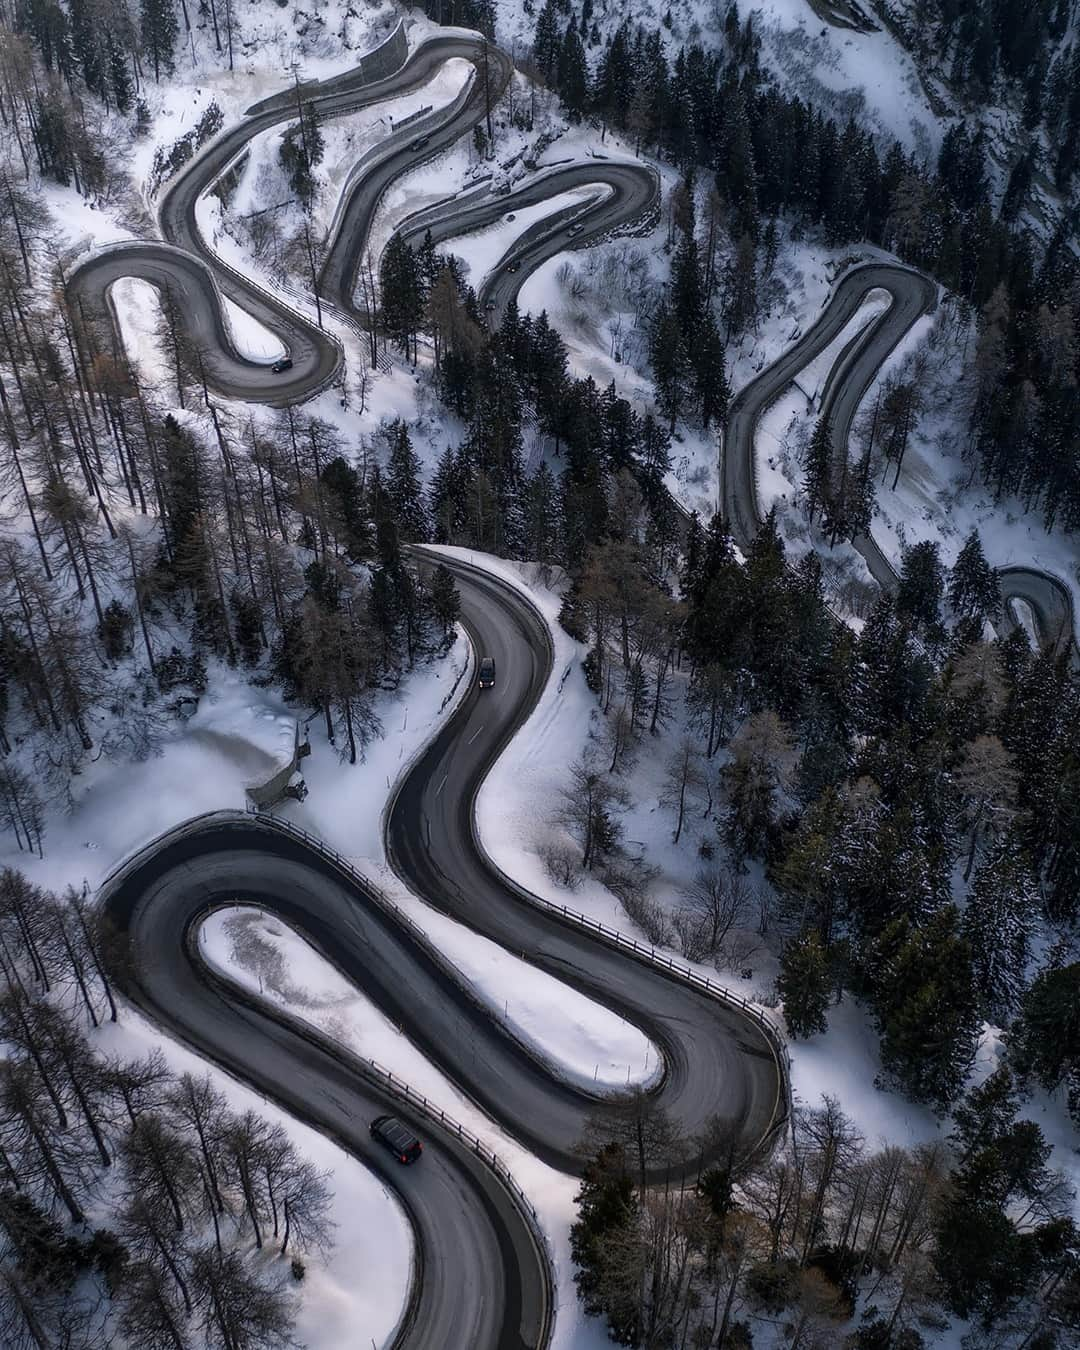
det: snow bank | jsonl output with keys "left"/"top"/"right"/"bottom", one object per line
{"left": 197, "top": 906, "right": 615, "bottom": 1349}
{"left": 91, "top": 1007, "right": 413, "bottom": 1350}
{"left": 201, "top": 904, "right": 657, "bottom": 1093}
{"left": 438, "top": 184, "right": 612, "bottom": 282}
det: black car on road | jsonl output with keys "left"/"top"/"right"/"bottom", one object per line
{"left": 370, "top": 1115, "right": 423, "bottom": 1164}
{"left": 409, "top": 136, "right": 430, "bottom": 152}
{"left": 478, "top": 656, "right": 496, "bottom": 689}
{"left": 271, "top": 357, "right": 294, "bottom": 374}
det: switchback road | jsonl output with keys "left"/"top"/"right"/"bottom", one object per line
{"left": 67, "top": 26, "right": 657, "bottom": 405}
{"left": 722, "top": 262, "right": 1078, "bottom": 656}
{"left": 100, "top": 559, "right": 786, "bottom": 1349}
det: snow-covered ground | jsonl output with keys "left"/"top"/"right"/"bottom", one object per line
{"left": 195, "top": 906, "right": 617, "bottom": 1350}
{"left": 95, "top": 1005, "right": 414, "bottom": 1349}
{"left": 437, "top": 548, "right": 1080, "bottom": 1211}
{"left": 862, "top": 302, "right": 1080, "bottom": 618}
{"left": 748, "top": 0, "right": 943, "bottom": 159}
{"left": 436, "top": 183, "right": 612, "bottom": 282}
{"left": 0, "top": 645, "right": 468, "bottom": 1343}
{"left": 200, "top": 904, "right": 657, "bottom": 1093}
{"left": 748, "top": 282, "right": 1080, "bottom": 625}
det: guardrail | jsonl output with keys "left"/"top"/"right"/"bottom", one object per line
{"left": 104, "top": 811, "right": 556, "bottom": 1349}
{"left": 431, "top": 553, "right": 793, "bottom": 1158}
{"left": 248, "top": 797, "right": 793, "bottom": 1163}
{"left": 362, "top": 1055, "right": 556, "bottom": 1310}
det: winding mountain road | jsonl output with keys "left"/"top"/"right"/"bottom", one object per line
{"left": 100, "top": 559, "right": 786, "bottom": 1349}
{"left": 722, "top": 263, "right": 1078, "bottom": 656}
{"left": 67, "top": 26, "right": 656, "bottom": 405}
{"left": 84, "top": 19, "right": 1077, "bottom": 1345}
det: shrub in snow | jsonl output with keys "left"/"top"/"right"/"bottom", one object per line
{"left": 539, "top": 841, "right": 582, "bottom": 891}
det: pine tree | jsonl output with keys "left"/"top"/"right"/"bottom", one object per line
{"left": 558, "top": 27, "right": 589, "bottom": 119}
{"left": 803, "top": 416, "right": 832, "bottom": 525}
{"left": 896, "top": 539, "right": 944, "bottom": 628}
{"left": 108, "top": 34, "right": 134, "bottom": 113}
{"left": 141, "top": 0, "right": 179, "bottom": 81}
{"left": 429, "top": 444, "right": 468, "bottom": 545}
{"left": 380, "top": 236, "right": 425, "bottom": 363}
{"left": 384, "top": 421, "right": 430, "bottom": 542}
{"left": 569, "top": 1143, "right": 640, "bottom": 1344}
{"left": 868, "top": 906, "right": 979, "bottom": 1112}
{"left": 429, "top": 565, "right": 460, "bottom": 643}
{"left": 648, "top": 302, "right": 691, "bottom": 431}
{"left": 777, "top": 931, "right": 830, "bottom": 1039}
{"left": 962, "top": 839, "right": 1037, "bottom": 1024}
{"left": 279, "top": 104, "right": 325, "bottom": 210}
{"left": 532, "top": 0, "right": 561, "bottom": 84}
{"left": 521, "top": 463, "right": 560, "bottom": 570}
{"left": 773, "top": 786, "right": 846, "bottom": 943}
{"left": 1010, "top": 958, "right": 1080, "bottom": 1117}
{"left": 695, "top": 311, "right": 730, "bottom": 429}
{"left": 948, "top": 529, "right": 1001, "bottom": 624}
{"left": 671, "top": 222, "right": 704, "bottom": 346}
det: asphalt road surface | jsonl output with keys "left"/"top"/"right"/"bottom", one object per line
{"left": 101, "top": 559, "right": 785, "bottom": 1349}
{"left": 67, "top": 30, "right": 507, "bottom": 404}
{"left": 67, "top": 27, "right": 657, "bottom": 405}
{"left": 722, "top": 262, "right": 1077, "bottom": 656}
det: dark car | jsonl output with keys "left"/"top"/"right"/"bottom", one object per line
{"left": 409, "top": 136, "right": 430, "bottom": 152}
{"left": 271, "top": 357, "right": 293, "bottom": 374}
{"left": 506, "top": 261, "right": 520, "bottom": 273}
{"left": 478, "top": 656, "right": 496, "bottom": 689}
{"left": 370, "top": 1115, "right": 423, "bottom": 1164}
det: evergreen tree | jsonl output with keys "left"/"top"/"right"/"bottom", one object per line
{"left": 854, "top": 596, "right": 935, "bottom": 739}
{"left": 671, "top": 221, "right": 704, "bottom": 345}
{"left": 896, "top": 539, "right": 945, "bottom": 628}
{"left": 141, "top": 0, "right": 178, "bottom": 80}
{"left": 648, "top": 302, "right": 691, "bottom": 430}
{"left": 772, "top": 786, "right": 846, "bottom": 944}
{"left": 949, "top": 1065, "right": 1020, "bottom": 1164}
{"left": 532, "top": 0, "right": 561, "bottom": 84}
{"left": 695, "top": 311, "right": 730, "bottom": 429}
{"left": 384, "top": 421, "right": 430, "bottom": 542}
{"left": 108, "top": 34, "right": 134, "bottom": 113}
{"left": 867, "top": 906, "right": 979, "bottom": 1112}
{"left": 380, "top": 236, "right": 425, "bottom": 363}
{"left": 279, "top": 104, "right": 325, "bottom": 209}
{"left": 935, "top": 1065, "right": 1068, "bottom": 1325}
{"left": 947, "top": 529, "right": 1001, "bottom": 624}
{"left": 777, "top": 931, "right": 830, "bottom": 1039}
{"left": 429, "top": 565, "right": 460, "bottom": 643}
{"left": 803, "top": 416, "right": 832, "bottom": 525}
{"left": 569, "top": 1143, "right": 640, "bottom": 1345}
{"left": 557, "top": 27, "right": 589, "bottom": 119}
{"left": 1010, "top": 959, "right": 1080, "bottom": 1120}
{"left": 961, "top": 839, "right": 1037, "bottom": 1024}
{"left": 521, "top": 463, "right": 560, "bottom": 569}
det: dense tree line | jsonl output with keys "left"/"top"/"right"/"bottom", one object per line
{"left": 0, "top": 184, "right": 461, "bottom": 851}
{"left": 381, "top": 237, "right": 1080, "bottom": 1132}
{"left": 572, "top": 1077, "right": 1079, "bottom": 1347}
{"left": 880, "top": 0, "right": 1080, "bottom": 189}
{"left": 532, "top": 2, "right": 1080, "bottom": 529}
{"left": 0, "top": 868, "right": 332, "bottom": 1348}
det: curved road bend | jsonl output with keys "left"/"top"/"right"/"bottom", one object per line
{"left": 101, "top": 559, "right": 786, "bottom": 1349}
{"left": 100, "top": 828, "right": 550, "bottom": 1350}
{"left": 723, "top": 262, "right": 1077, "bottom": 656}
{"left": 395, "top": 160, "right": 658, "bottom": 329}
{"left": 387, "top": 554, "right": 784, "bottom": 1176}
{"left": 67, "top": 31, "right": 510, "bottom": 404}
